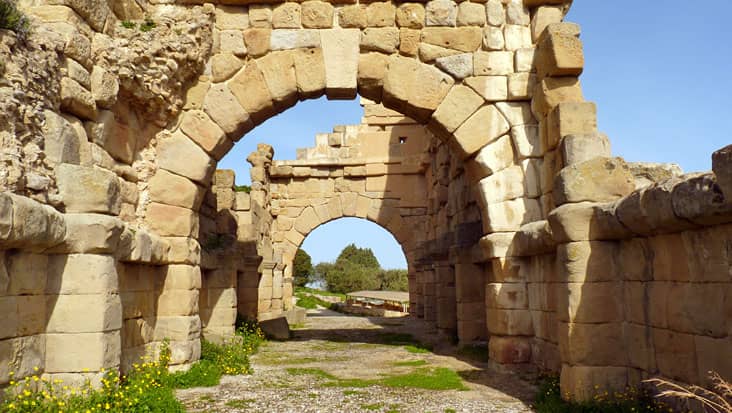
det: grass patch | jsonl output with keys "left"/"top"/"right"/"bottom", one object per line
{"left": 225, "top": 398, "right": 255, "bottom": 408}
{"left": 361, "top": 403, "right": 383, "bottom": 410}
{"left": 533, "top": 376, "right": 669, "bottom": 413}
{"left": 121, "top": 20, "right": 136, "bottom": 29}
{"left": 288, "top": 366, "right": 467, "bottom": 391}
{"left": 294, "top": 287, "right": 346, "bottom": 300}
{"left": 377, "top": 333, "right": 433, "bottom": 353}
{"left": 165, "top": 359, "right": 222, "bottom": 388}
{"left": 393, "top": 359, "right": 428, "bottom": 367}
{"left": 343, "top": 390, "right": 366, "bottom": 396}
{"left": 294, "top": 290, "right": 340, "bottom": 310}
{"left": 404, "top": 344, "right": 432, "bottom": 354}
{"left": 139, "top": 19, "right": 155, "bottom": 32}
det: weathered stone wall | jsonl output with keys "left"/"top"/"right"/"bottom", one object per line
{"left": 0, "top": 0, "right": 730, "bottom": 403}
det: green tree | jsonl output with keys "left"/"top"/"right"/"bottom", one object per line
{"left": 336, "top": 244, "right": 380, "bottom": 269}
{"left": 377, "top": 269, "right": 408, "bottom": 292}
{"left": 292, "top": 248, "right": 313, "bottom": 287}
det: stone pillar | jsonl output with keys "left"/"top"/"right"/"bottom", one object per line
{"left": 282, "top": 264, "right": 294, "bottom": 311}
{"left": 45, "top": 254, "right": 122, "bottom": 384}
{"left": 257, "top": 261, "right": 276, "bottom": 320}
{"left": 422, "top": 267, "right": 437, "bottom": 324}
{"left": 453, "top": 249, "right": 487, "bottom": 344}
{"left": 154, "top": 264, "right": 202, "bottom": 370}
{"left": 200, "top": 267, "right": 237, "bottom": 343}
{"left": 435, "top": 261, "right": 457, "bottom": 340}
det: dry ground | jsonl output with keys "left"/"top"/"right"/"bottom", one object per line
{"left": 176, "top": 308, "right": 536, "bottom": 413}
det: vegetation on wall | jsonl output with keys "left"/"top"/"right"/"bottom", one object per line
{"left": 0, "top": 0, "right": 29, "bottom": 40}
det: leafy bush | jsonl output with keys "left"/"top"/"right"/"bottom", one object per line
{"left": 0, "top": 0, "right": 29, "bottom": 40}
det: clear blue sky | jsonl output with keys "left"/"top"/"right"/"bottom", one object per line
{"left": 219, "top": 1, "right": 732, "bottom": 269}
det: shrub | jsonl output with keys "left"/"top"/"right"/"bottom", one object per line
{"left": 121, "top": 20, "right": 136, "bottom": 29}
{"left": 139, "top": 19, "right": 155, "bottom": 32}
{"left": 0, "top": 0, "right": 29, "bottom": 40}
{"left": 646, "top": 371, "right": 732, "bottom": 413}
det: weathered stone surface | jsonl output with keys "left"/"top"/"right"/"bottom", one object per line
{"left": 293, "top": 48, "right": 326, "bottom": 98}
{"left": 358, "top": 52, "right": 389, "bottom": 101}
{"left": 367, "top": 2, "right": 396, "bottom": 27}
{"left": 228, "top": 62, "right": 277, "bottom": 124}
{"left": 483, "top": 198, "right": 542, "bottom": 232}
{"left": 210, "top": 53, "right": 244, "bottom": 83}
{"left": 249, "top": 5, "right": 272, "bottom": 28}
{"left": 157, "top": 130, "right": 215, "bottom": 185}
{"left": 464, "top": 76, "right": 508, "bottom": 102}
{"left": 468, "top": 134, "right": 514, "bottom": 181}
{"left": 713, "top": 144, "right": 732, "bottom": 199}
{"left": 473, "top": 51, "right": 513, "bottom": 76}
{"left": 338, "top": 5, "right": 367, "bottom": 28}
{"left": 45, "top": 332, "right": 121, "bottom": 372}
{"left": 180, "top": 110, "right": 232, "bottom": 159}
{"left": 553, "top": 157, "right": 635, "bottom": 205}
{"left": 259, "top": 316, "right": 291, "bottom": 340}
{"left": 561, "top": 365, "right": 634, "bottom": 403}
{"left": 270, "top": 29, "right": 320, "bottom": 50}
{"left": 421, "top": 27, "right": 482, "bottom": 52}
{"left": 60, "top": 77, "right": 97, "bottom": 121}
{"left": 457, "top": 2, "right": 485, "bottom": 27}
{"left": 89, "top": 66, "right": 118, "bottom": 109}
{"left": 533, "top": 76, "right": 584, "bottom": 117}
{"left": 42, "top": 110, "right": 82, "bottom": 165}
{"left": 435, "top": 53, "right": 473, "bottom": 80}
{"left": 671, "top": 173, "right": 732, "bottom": 226}
{"left": 360, "top": 27, "right": 400, "bottom": 54}
{"left": 321, "top": 29, "right": 360, "bottom": 99}
{"left": 429, "top": 84, "right": 484, "bottom": 135}
{"left": 548, "top": 102, "right": 597, "bottom": 150}
{"left": 243, "top": 28, "right": 271, "bottom": 57}
{"left": 56, "top": 164, "right": 121, "bottom": 214}
{"left": 146, "top": 203, "right": 199, "bottom": 237}
{"left": 504, "top": 25, "right": 531, "bottom": 51}
{"left": 203, "top": 83, "right": 253, "bottom": 139}
{"left": 272, "top": 3, "right": 301, "bottom": 29}
{"left": 531, "top": 5, "right": 564, "bottom": 42}
{"left": 548, "top": 201, "right": 631, "bottom": 243}
{"left": 149, "top": 169, "right": 205, "bottom": 210}
{"left": 489, "top": 336, "right": 531, "bottom": 364}
{"left": 396, "top": 3, "right": 425, "bottom": 29}
{"left": 257, "top": 51, "right": 299, "bottom": 110}
{"left": 452, "top": 105, "right": 509, "bottom": 159}
{"left": 383, "top": 56, "right": 454, "bottom": 122}
{"left": 425, "top": 0, "right": 457, "bottom": 27}
{"left": 301, "top": 1, "right": 334, "bottom": 28}
{"left": 559, "top": 132, "right": 611, "bottom": 166}
{"left": 537, "top": 25, "right": 584, "bottom": 77}
{"left": 399, "top": 28, "right": 420, "bottom": 56}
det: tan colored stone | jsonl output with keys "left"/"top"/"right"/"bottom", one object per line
{"left": 338, "top": 5, "right": 367, "bottom": 28}
{"left": 425, "top": 0, "right": 457, "bottom": 27}
{"left": 489, "top": 336, "right": 531, "bottom": 364}
{"left": 418, "top": 43, "right": 462, "bottom": 62}
{"left": 558, "top": 322, "right": 626, "bottom": 365}
{"left": 157, "top": 130, "right": 216, "bottom": 185}
{"left": 537, "top": 27, "right": 584, "bottom": 78}
{"left": 383, "top": 55, "right": 454, "bottom": 122}
{"left": 228, "top": 62, "right": 277, "bottom": 124}
{"left": 60, "top": 77, "right": 97, "bottom": 121}
{"left": 464, "top": 76, "right": 508, "bottom": 102}
{"left": 367, "top": 2, "right": 396, "bottom": 27}
{"left": 457, "top": 2, "right": 485, "bottom": 27}
{"left": 504, "top": 25, "right": 531, "bottom": 51}
{"left": 243, "top": 28, "right": 271, "bottom": 57}
{"left": 452, "top": 104, "right": 509, "bottom": 159}
{"left": 396, "top": 3, "right": 424, "bottom": 29}
{"left": 292, "top": 48, "right": 326, "bottom": 99}
{"left": 399, "top": 28, "right": 420, "bottom": 56}
{"left": 321, "top": 29, "right": 361, "bottom": 99}
{"left": 547, "top": 102, "right": 597, "bottom": 149}
{"left": 301, "top": 1, "right": 333, "bottom": 28}
{"left": 46, "top": 294, "right": 122, "bottom": 333}
{"left": 180, "top": 110, "right": 232, "bottom": 159}
{"left": 249, "top": 5, "right": 272, "bottom": 28}
{"left": 218, "top": 30, "right": 248, "bottom": 57}
{"left": 149, "top": 169, "right": 205, "bottom": 210}
{"left": 421, "top": 27, "right": 482, "bottom": 52}
{"left": 270, "top": 29, "right": 320, "bottom": 50}
{"left": 531, "top": 6, "right": 564, "bottom": 42}
{"left": 358, "top": 52, "right": 389, "bottom": 101}
{"left": 215, "top": 5, "right": 250, "bottom": 30}
{"left": 553, "top": 157, "right": 635, "bottom": 205}
{"left": 467, "top": 134, "right": 514, "bottom": 181}
{"left": 486, "top": 308, "right": 533, "bottom": 336}
{"left": 429, "top": 84, "right": 484, "bottom": 135}
{"left": 89, "top": 66, "right": 118, "bottom": 109}
{"left": 257, "top": 51, "right": 298, "bottom": 110}
{"left": 360, "top": 27, "right": 400, "bottom": 54}
{"left": 56, "top": 164, "right": 121, "bottom": 214}
{"left": 482, "top": 198, "right": 542, "bottom": 232}
{"left": 146, "top": 203, "right": 198, "bottom": 237}
{"left": 210, "top": 53, "right": 244, "bottom": 83}
{"left": 556, "top": 241, "right": 618, "bottom": 283}
{"left": 45, "top": 332, "right": 121, "bottom": 372}
{"left": 485, "top": 282, "right": 527, "bottom": 309}
{"left": 473, "top": 51, "right": 514, "bottom": 76}
{"left": 272, "top": 3, "right": 301, "bottom": 28}
{"left": 42, "top": 110, "right": 82, "bottom": 165}
{"left": 203, "top": 83, "right": 253, "bottom": 139}
{"left": 485, "top": 0, "right": 505, "bottom": 27}
{"left": 533, "top": 76, "right": 584, "bottom": 118}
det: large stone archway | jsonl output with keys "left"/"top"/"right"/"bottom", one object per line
{"left": 1, "top": 0, "right": 731, "bottom": 402}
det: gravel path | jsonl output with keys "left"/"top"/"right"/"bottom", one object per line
{"left": 176, "top": 309, "right": 536, "bottom": 412}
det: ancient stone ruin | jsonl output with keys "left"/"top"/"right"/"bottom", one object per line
{"left": 0, "top": 0, "right": 730, "bottom": 402}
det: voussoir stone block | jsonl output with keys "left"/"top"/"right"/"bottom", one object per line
{"left": 553, "top": 157, "right": 635, "bottom": 205}
{"left": 383, "top": 55, "right": 454, "bottom": 122}
{"left": 148, "top": 169, "right": 205, "bottom": 210}
{"left": 180, "top": 110, "right": 232, "bottom": 159}
{"left": 202, "top": 83, "right": 253, "bottom": 139}
{"left": 321, "top": 29, "right": 360, "bottom": 99}
{"left": 429, "top": 84, "right": 484, "bottom": 136}
{"left": 157, "top": 130, "right": 216, "bottom": 185}
{"left": 146, "top": 203, "right": 199, "bottom": 237}
{"left": 452, "top": 105, "right": 509, "bottom": 159}
{"left": 56, "top": 164, "right": 121, "bottom": 215}
{"left": 293, "top": 48, "right": 326, "bottom": 98}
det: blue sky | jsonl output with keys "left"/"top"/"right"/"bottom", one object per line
{"left": 219, "top": 1, "right": 732, "bottom": 269}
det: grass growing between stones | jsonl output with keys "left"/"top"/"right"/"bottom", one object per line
{"left": 377, "top": 332, "right": 433, "bottom": 354}
{"left": 286, "top": 366, "right": 467, "bottom": 391}
{"left": 393, "top": 360, "right": 428, "bottom": 367}
{"left": 533, "top": 376, "right": 670, "bottom": 413}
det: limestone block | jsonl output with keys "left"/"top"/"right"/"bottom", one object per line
{"left": 531, "top": 5, "right": 564, "bottom": 42}
{"left": 166, "top": 237, "right": 201, "bottom": 265}
{"left": 485, "top": 282, "right": 527, "bottom": 309}
{"left": 152, "top": 316, "right": 201, "bottom": 342}
{"left": 367, "top": 2, "right": 396, "bottom": 27}
{"left": 453, "top": 105, "right": 509, "bottom": 159}
{"left": 161, "top": 265, "right": 202, "bottom": 291}
{"left": 60, "top": 77, "right": 97, "bottom": 121}
{"left": 180, "top": 110, "right": 232, "bottom": 160}
{"left": 478, "top": 165, "right": 527, "bottom": 204}
{"left": 547, "top": 102, "right": 597, "bottom": 149}
{"left": 56, "top": 164, "right": 121, "bottom": 214}
{"left": 258, "top": 51, "right": 299, "bottom": 110}
{"left": 243, "top": 28, "right": 271, "bottom": 57}
{"left": 468, "top": 134, "right": 514, "bottom": 181}
{"left": 215, "top": 6, "right": 250, "bottom": 30}
{"left": 510, "top": 125, "right": 541, "bottom": 160}
{"left": 425, "top": 0, "right": 457, "bottom": 27}
{"left": 547, "top": 201, "right": 631, "bottom": 243}
{"left": 89, "top": 66, "right": 118, "bottom": 109}
{"left": 360, "top": 27, "right": 400, "bottom": 54}
{"left": 464, "top": 76, "right": 508, "bottom": 102}
{"left": 157, "top": 130, "right": 216, "bottom": 185}
{"left": 489, "top": 336, "right": 531, "bottom": 364}
{"left": 272, "top": 3, "right": 301, "bottom": 28}
{"left": 429, "top": 84, "right": 484, "bottom": 135}
{"left": 515, "top": 48, "right": 536, "bottom": 73}
{"left": 228, "top": 62, "right": 277, "bottom": 125}
{"left": 157, "top": 290, "right": 199, "bottom": 317}
{"left": 84, "top": 110, "right": 136, "bottom": 164}
{"left": 270, "top": 29, "right": 320, "bottom": 50}
{"left": 507, "top": 73, "right": 534, "bottom": 101}
{"left": 666, "top": 283, "right": 727, "bottom": 337}
{"left": 15, "top": 296, "right": 45, "bottom": 336}
{"left": 338, "top": 5, "right": 367, "bottom": 28}
{"left": 321, "top": 29, "right": 360, "bottom": 99}
{"left": 713, "top": 144, "right": 732, "bottom": 199}
{"left": 534, "top": 77, "right": 584, "bottom": 119}
{"left": 203, "top": 83, "right": 253, "bottom": 139}
{"left": 183, "top": 79, "right": 209, "bottom": 111}
{"left": 485, "top": 0, "right": 504, "bottom": 27}
{"left": 556, "top": 241, "right": 618, "bottom": 283}
{"left": 146, "top": 203, "right": 198, "bottom": 237}
{"left": 457, "top": 2, "right": 485, "bottom": 27}
{"left": 396, "top": 3, "right": 424, "bottom": 29}
{"left": 504, "top": 25, "right": 531, "bottom": 51}
{"left": 148, "top": 169, "right": 204, "bottom": 210}
{"left": 4, "top": 252, "right": 47, "bottom": 296}
{"left": 301, "top": 1, "right": 333, "bottom": 28}
{"left": 210, "top": 53, "right": 243, "bottom": 83}
{"left": 558, "top": 321, "right": 626, "bottom": 366}
{"left": 435, "top": 53, "right": 473, "bottom": 80}
{"left": 553, "top": 157, "right": 635, "bottom": 205}
{"left": 293, "top": 48, "right": 326, "bottom": 98}
{"left": 383, "top": 55, "right": 454, "bottom": 122}
{"left": 421, "top": 27, "right": 482, "bottom": 53}
{"left": 473, "top": 51, "right": 513, "bottom": 76}
{"left": 560, "top": 365, "right": 635, "bottom": 403}
{"left": 46, "top": 294, "right": 122, "bottom": 333}
{"left": 42, "top": 109, "right": 82, "bottom": 165}
{"left": 249, "top": 5, "right": 272, "bottom": 28}
{"left": 695, "top": 335, "right": 732, "bottom": 386}
{"left": 399, "top": 28, "right": 420, "bottom": 56}
{"left": 479, "top": 232, "right": 516, "bottom": 259}
{"left": 45, "top": 331, "right": 120, "bottom": 372}
{"left": 56, "top": 214, "right": 125, "bottom": 254}
{"left": 418, "top": 43, "right": 462, "bottom": 62}
{"left": 537, "top": 28, "right": 584, "bottom": 78}
{"left": 482, "top": 26, "right": 504, "bottom": 51}
{"left": 495, "top": 102, "right": 535, "bottom": 128}
{"left": 672, "top": 173, "right": 732, "bottom": 226}
{"left": 557, "top": 281, "right": 622, "bottom": 324}
{"left": 0, "top": 193, "right": 65, "bottom": 250}
{"left": 483, "top": 198, "right": 542, "bottom": 232}
{"left": 486, "top": 308, "right": 533, "bottom": 336}
{"left": 653, "top": 328, "right": 699, "bottom": 384}
{"left": 559, "top": 132, "right": 611, "bottom": 166}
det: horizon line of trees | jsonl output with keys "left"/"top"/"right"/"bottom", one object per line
{"left": 292, "top": 244, "right": 408, "bottom": 294}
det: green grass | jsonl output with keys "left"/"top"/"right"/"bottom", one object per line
{"left": 295, "top": 287, "right": 346, "bottom": 300}
{"left": 533, "top": 376, "right": 669, "bottom": 413}
{"left": 343, "top": 390, "right": 366, "bottom": 396}
{"left": 361, "top": 403, "right": 383, "bottom": 410}
{"left": 393, "top": 359, "right": 428, "bottom": 367}
{"left": 121, "top": 20, "right": 136, "bottom": 29}
{"left": 295, "top": 291, "right": 338, "bottom": 310}
{"left": 225, "top": 398, "right": 255, "bottom": 408}
{"left": 377, "top": 332, "right": 433, "bottom": 354}
{"left": 165, "top": 359, "right": 222, "bottom": 388}
{"left": 287, "top": 366, "right": 467, "bottom": 391}
{"left": 139, "top": 19, "right": 155, "bottom": 32}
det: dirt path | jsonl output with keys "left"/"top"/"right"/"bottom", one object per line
{"left": 176, "top": 309, "right": 536, "bottom": 412}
